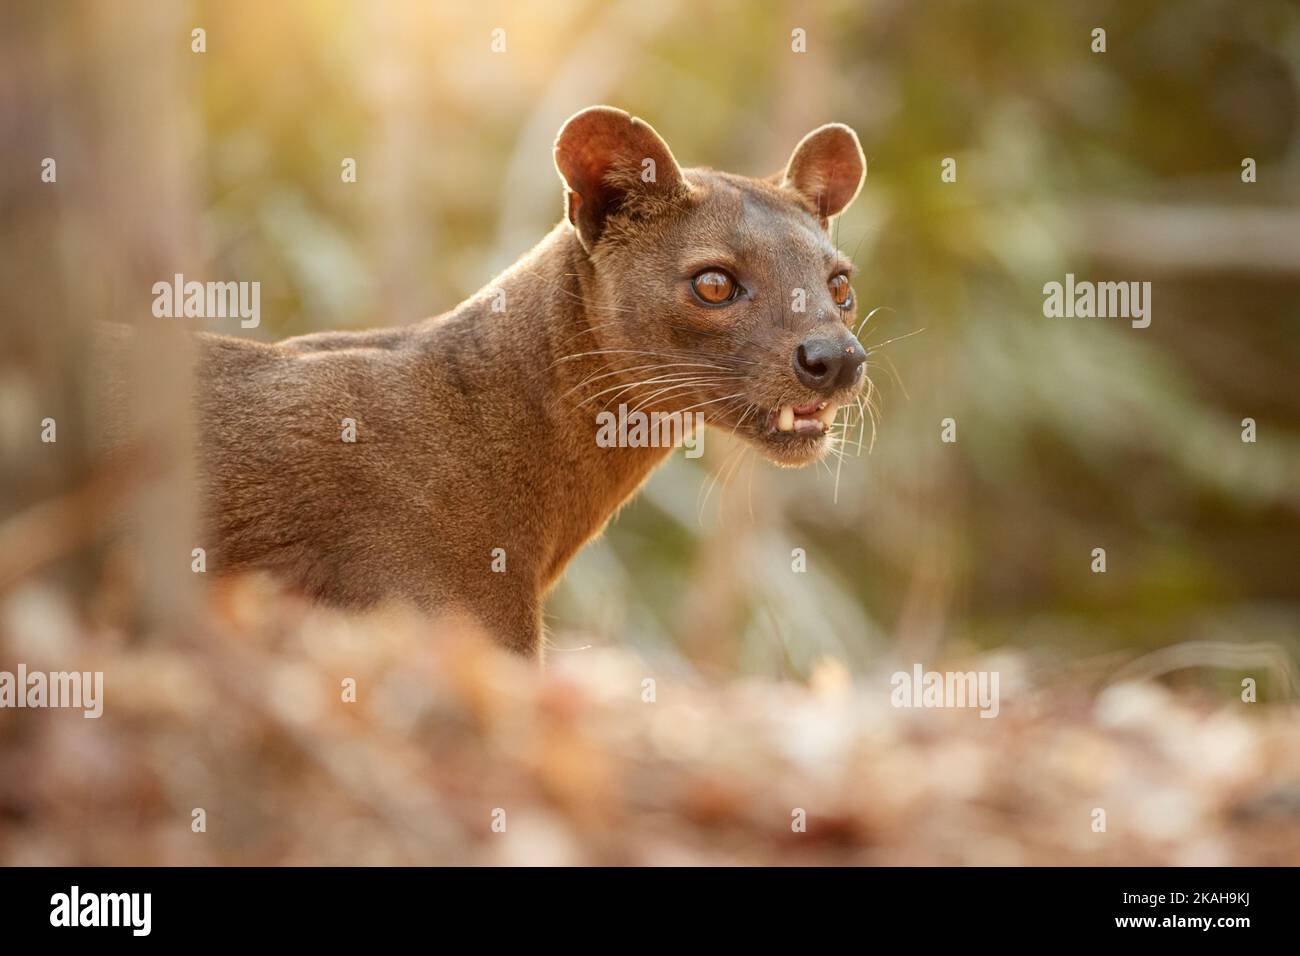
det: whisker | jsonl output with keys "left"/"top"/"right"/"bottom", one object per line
{"left": 879, "top": 352, "right": 910, "bottom": 402}
{"left": 863, "top": 326, "right": 926, "bottom": 350}
{"left": 627, "top": 379, "right": 735, "bottom": 414}
{"left": 561, "top": 361, "right": 734, "bottom": 401}
{"left": 674, "top": 392, "right": 747, "bottom": 416}
{"left": 592, "top": 375, "right": 734, "bottom": 413}
{"left": 865, "top": 358, "right": 905, "bottom": 396}
{"left": 697, "top": 441, "right": 747, "bottom": 524}
{"left": 853, "top": 304, "right": 897, "bottom": 339}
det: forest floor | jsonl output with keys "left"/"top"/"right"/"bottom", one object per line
{"left": 2, "top": 574, "right": 1298, "bottom": 866}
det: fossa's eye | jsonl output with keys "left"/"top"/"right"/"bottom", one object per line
{"left": 691, "top": 269, "right": 739, "bottom": 305}
{"left": 829, "top": 273, "right": 853, "bottom": 308}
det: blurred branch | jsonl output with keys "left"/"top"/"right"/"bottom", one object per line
{"left": 1107, "top": 640, "right": 1298, "bottom": 697}
{"left": 0, "top": 444, "right": 160, "bottom": 597}
{"left": 1070, "top": 202, "right": 1300, "bottom": 274}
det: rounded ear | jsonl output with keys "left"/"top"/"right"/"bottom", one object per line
{"left": 780, "top": 123, "right": 866, "bottom": 227}
{"left": 554, "top": 106, "right": 686, "bottom": 251}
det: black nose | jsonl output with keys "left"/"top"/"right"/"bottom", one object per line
{"left": 793, "top": 331, "right": 867, "bottom": 392}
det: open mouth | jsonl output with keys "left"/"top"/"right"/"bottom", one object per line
{"left": 767, "top": 400, "right": 838, "bottom": 437}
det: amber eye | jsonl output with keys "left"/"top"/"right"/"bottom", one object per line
{"left": 691, "top": 269, "right": 739, "bottom": 305}
{"left": 829, "top": 273, "right": 853, "bottom": 308}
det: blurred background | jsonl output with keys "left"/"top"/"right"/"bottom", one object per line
{"left": 1, "top": 0, "right": 1298, "bottom": 864}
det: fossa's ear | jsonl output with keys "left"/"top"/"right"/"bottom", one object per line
{"left": 780, "top": 123, "right": 866, "bottom": 228}
{"left": 554, "top": 106, "right": 687, "bottom": 251}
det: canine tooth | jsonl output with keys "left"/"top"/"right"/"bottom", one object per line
{"left": 777, "top": 405, "right": 795, "bottom": 432}
{"left": 817, "top": 402, "right": 839, "bottom": 426}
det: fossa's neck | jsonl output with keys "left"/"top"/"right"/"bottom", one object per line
{"left": 408, "top": 223, "right": 673, "bottom": 588}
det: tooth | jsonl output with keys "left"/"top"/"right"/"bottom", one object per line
{"left": 778, "top": 405, "right": 795, "bottom": 432}
{"left": 817, "top": 402, "right": 839, "bottom": 426}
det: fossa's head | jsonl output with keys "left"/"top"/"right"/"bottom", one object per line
{"left": 555, "top": 106, "right": 868, "bottom": 466}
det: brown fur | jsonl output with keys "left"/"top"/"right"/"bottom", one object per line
{"left": 192, "top": 107, "right": 868, "bottom": 655}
